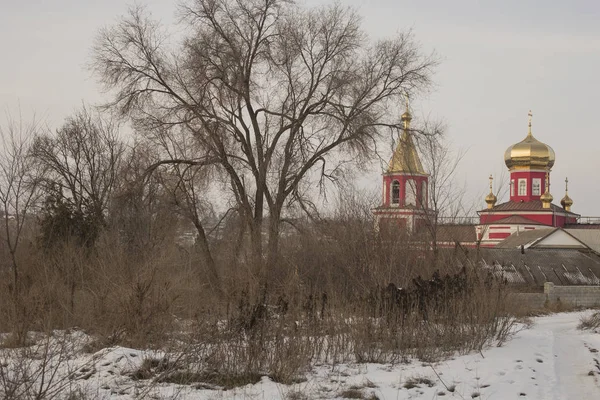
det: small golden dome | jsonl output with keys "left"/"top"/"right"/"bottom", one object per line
{"left": 561, "top": 177, "right": 573, "bottom": 211}
{"left": 540, "top": 171, "right": 553, "bottom": 209}
{"left": 561, "top": 194, "right": 573, "bottom": 210}
{"left": 485, "top": 174, "right": 497, "bottom": 209}
{"left": 504, "top": 111, "right": 555, "bottom": 171}
{"left": 540, "top": 190, "right": 553, "bottom": 209}
{"left": 401, "top": 93, "right": 412, "bottom": 126}
{"left": 540, "top": 191, "right": 553, "bottom": 203}
{"left": 485, "top": 192, "right": 497, "bottom": 209}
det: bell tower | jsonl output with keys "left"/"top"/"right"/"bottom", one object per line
{"left": 477, "top": 111, "right": 579, "bottom": 246}
{"left": 504, "top": 111, "right": 555, "bottom": 202}
{"left": 373, "top": 99, "right": 434, "bottom": 233}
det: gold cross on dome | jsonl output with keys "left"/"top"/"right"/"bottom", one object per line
{"left": 565, "top": 177, "right": 569, "bottom": 192}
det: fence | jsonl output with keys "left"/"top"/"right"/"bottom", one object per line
{"left": 543, "top": 282, "right": 600, "bottom": 308}
{"left": 509, "top": 283, "right": 600, "bottom": 310}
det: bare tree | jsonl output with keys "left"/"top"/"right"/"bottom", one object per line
{"left": 414, "top": 125, "right": 508, "bottom": 253}
{"left": 32, "top": 106, "right": 125, "bottom": 246}
{"left": 92, "top": 0, "right": 437, "bottom": 280}
{"left": 0, "top": 114, "right": 42, "bottom": 297}
{"left": 109, "top": 140, "right": 177, "bottom": 252}
{"left": 146, "top": 127, "right": 222, "bottom": 289}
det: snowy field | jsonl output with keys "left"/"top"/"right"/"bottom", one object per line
{"left": 2, "top": 311, "right": 599, "bottom": 399}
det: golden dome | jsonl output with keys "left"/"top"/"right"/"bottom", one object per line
{"left": 485, "top": 174, "right": 497, "bottom": 209}
{"left": 561, "top": 194, "right": 573, "bottom": 210}
{"left": 387, "top": 108, "right": 426, "bottom": 174}
{"left": 561, "top": 177, "right": 573, "bottom": 211}
{"left": 485, "top": 192, "right": 497, "bottom": 209}
{"left": 504, "top": 111, "right": 555, "bottom": 171}
{"left": 540, "top": 171, "right": 553, "bottom": 209}
{"left": 540, "top": 191, "right": 553, "bottom": 209}
{"left": 540, "top": 191, "right": 553, "bottom": 203}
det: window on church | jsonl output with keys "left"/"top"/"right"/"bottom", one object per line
{"left": 421, "top": 181, "right": 427, "bottom": 208}
{"left": 406, "top": 179, "right": 417, "bottom": 206}
{"left": 391, "top": 180, "right": 400, "bottom": 204}
{"left": 518, "top": 179, "right": 527, "bottom": 196}
{"left": 511, "top": 179, "right": 515, "bottom": 196}
{"left": 532, "top": 178, "right": 541, "bottom": 196}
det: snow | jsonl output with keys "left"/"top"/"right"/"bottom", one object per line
{"left": 2, "top": 311, "right": 599, "bottom": 399}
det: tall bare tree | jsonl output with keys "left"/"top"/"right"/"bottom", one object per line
{"left": 32, "top": 106, "right": 125, "bottom": 246}
{"left": 93, "top": 0, "right": 437, "bottom": 280}
{"left": 0, "top": 114, "right": 42, "bottom": 296}
{"left": 145, "top": 127, "right": 222, "bottom": 288}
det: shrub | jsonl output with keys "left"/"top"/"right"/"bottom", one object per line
{"left": 579, "top": 312, "right": 600, "bottom": 331}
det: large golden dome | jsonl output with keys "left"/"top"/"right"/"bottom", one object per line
{"left": 504, "top": 112, "right": 555, "bottom": 171}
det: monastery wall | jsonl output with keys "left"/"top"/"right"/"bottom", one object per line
{"left": 509, "top": 292, "right": 548, "bottom": 310}
{"left": 544, "top": 282, "right": 600, "bottom": 308}
{"left": 508, "top": 283, "right": 600, "bottom": 310}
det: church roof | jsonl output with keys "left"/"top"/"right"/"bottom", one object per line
{"left": 387, "top": 130, "right": 426, "bottom": 174}
{"left": 481, "top": 200, "right": 579, "bottom": 215}
{"left": 485, "top": 215, "right": 546, "bottom": 225}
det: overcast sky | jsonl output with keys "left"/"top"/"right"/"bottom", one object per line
{"left": 1, "top": 0, "right": 599, "bottom": 215}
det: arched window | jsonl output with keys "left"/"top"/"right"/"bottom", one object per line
{"left": 532, "top": 178, "right": 541, "bottom": 196}
{"left": 518, "top": 179, "right": 527, "bottom": 196}
{"left": 391, "top": 180, "right": 400, "bottom": 205}
{"left": 405, "top": 179, "right": 417, "bottom": 206}
{"left": 421, "top": 181, "right": 428, "bottom": 208}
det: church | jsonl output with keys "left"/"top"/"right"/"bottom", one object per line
{"left": 373, "top": 106, "right": 599, "bottom": 250}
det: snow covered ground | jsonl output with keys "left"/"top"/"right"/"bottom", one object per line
{"left": 2, "top": 311, "right": 599, "bottom": 399}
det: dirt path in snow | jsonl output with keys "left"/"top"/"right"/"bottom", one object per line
{"left": 418, "top": 312, "right": 600, "bottom": 400}
{"left": 540, "top": 313, "right": 600, "bottom": 400}
{"left": 482, "top": 312, "right": 600, "bottom": 400}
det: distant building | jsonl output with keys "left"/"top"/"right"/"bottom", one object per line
{"left": 373, "top": 108, "right": 600, "bottom": 250}
{"left": 372, "top": 103, "right": 436, "bottom": 234}
{"left": 477, "top": 111, "right": 579, "bottom": 246}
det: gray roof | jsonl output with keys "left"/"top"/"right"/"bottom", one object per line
{"left": 476, "top": 248, "right": 600, "bottom": 286}
{"left": 566, "top": 229, "right": 600, "bottom": 254}
{"left": 495, "top": 228, "right": 556, "bottom": 249}
{"left": 436, "top": 224, "right": 477, "bottom": 243}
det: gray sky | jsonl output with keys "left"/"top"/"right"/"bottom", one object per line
{"left": 2, "top": 0, "right": 599, "bottom": 215}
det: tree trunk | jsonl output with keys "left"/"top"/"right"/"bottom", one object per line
{"left": 264, "top": 202, "right": 283, "bottom": 286}
{"left": 10, "top": 250, "right": 19, "bottom": 298}
{"left": 193, "top": 220, "right": 221, "bottom": 293}
{"left": 266, "top": 216, "right": 281, "bottom": 280}
{"left": 249, "top": 220, "right": 264, "bottom": 281}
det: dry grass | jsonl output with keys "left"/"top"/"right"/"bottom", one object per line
{"left": 0, "top": 207, "right": 520, "bottom": 396}
{"left": 339, "top": 388, "right": 365, "bottom": 399}
{"left": 403, "top": 376, "right": 435, "bottom": 389}
{"left": 579, "top": 311, "right": 600, "bottom": 331}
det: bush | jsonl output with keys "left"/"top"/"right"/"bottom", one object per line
{"left": 0, "top": 192, "right": 518, "bottom": 395}
{"left": 579, "top": 312, "right": 600, "bottom": 331}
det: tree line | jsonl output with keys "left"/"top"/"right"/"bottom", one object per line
{"left": 0, "top": 0, "right": 467, "bottom": 344}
